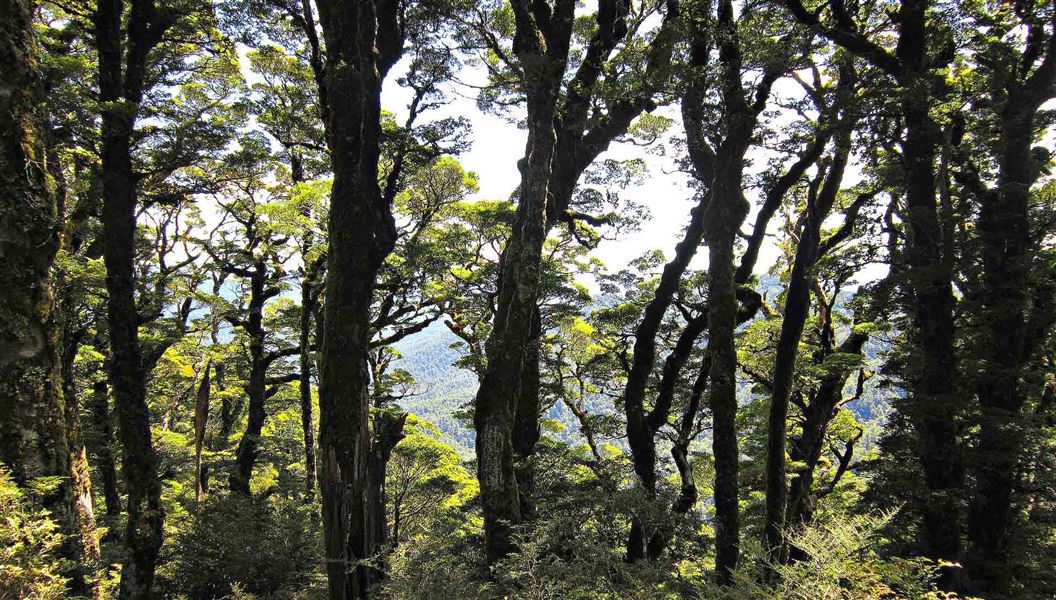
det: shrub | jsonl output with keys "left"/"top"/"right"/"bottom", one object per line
{"left": 0, "top": 468, "right": 67, "bottom": 599}
{"left": 698, "top": 512, "right": 951, "bottom": 600}
{"left": 160, "top": 493, "right": 323, "bottom": 599}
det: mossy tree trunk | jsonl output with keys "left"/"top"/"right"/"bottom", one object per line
{"left": 781, "top": 0, "right": 963, "bottom": 583}
{"left": 682, "top": 0, "right": 778, "bottom": 582}
{"left": 313, "top": 0, "right": 404, "bottom": 596}
{"left": 762, "top": 71, "right": 856, "bottom": 565}
{"left": 0, "top": 0, "right": 101, "bottom": 595}
{"left": 966, "top": 33, "right": 1056, "bottom": 595}
{"left": 472, "top": 0, "right": 572, "bottom": 563}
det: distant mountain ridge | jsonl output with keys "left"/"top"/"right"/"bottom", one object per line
{"left": 392, "top": 322, "right": 479, "bottom": 450}
{"left": 392, "top": 278, "right": 894, "bottom": 454}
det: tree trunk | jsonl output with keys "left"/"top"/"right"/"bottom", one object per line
{"left": 217, "top": 361, "right": 238, "bottom": 444}
{"left": 526, "top": 0, "right": 678, "bottom": 537}
{"left": 314, "top": 0, "right": 402, "bottom": 594}
{"left": 299, "top": 255, "right": 320, "bottom": 500}
{"left": 60, "top": 338, "right": 103, "bottom": 594}
{"left": 472, "top": 1, "right": 571, "bottom": 561}
{"left": 784, "top": 275, "right": 890, "bottom": 527}
{"left": 100, "top": 111, "right": 165, "bottom": 600}
{"left": 318, "top": 126, "right": 380, "bottom": 600}
{"left": 900, "top": 67, "right": 962, "bottom": 567}
{"left": 95, "top": 0, "right": 168, "bottom": 591}
{"left": 473, "top": 105, "right": 555, "bottom": 563}
{"left": 624, "top": 199, "right": 708, "bottom": 496}
{"left": 763, "top": 119, "right": 853, "bottom": 566}
{"left": 366, "top": 411, "right": 406, "bottom": 583}
{"left": 89, "top": 380, "right": 122, "bottom": 517}
{"left": 966, "top": 86, "right": 1051, "bottom": 596}
{"left": 0, "top": 0, "right": 63, "bottom": 480}
{"left": 0, "top": 2, "right": 101, "bottom": 593}
{"left": 621, "top": 198, "right": 708, "bottom": 561}
{"left": 512, "top": 306, "right": 541, "bottom": 522}
{"left": 205, "top": 361, "right": 227, "bottom": 493}
{"left": 472, "top": 0, "right": 678, "bottom": 565}
{"left": 230, "top": 266, "right": 269, "bottom": 495}
{"left": 293, "top": 152, "right": 319, "bottom": 501}
{"left": 705, "top": 214, "right": 746, "bottom": 587}
{"left": 700, "top": 0, "right": 760, "bottom": 583}
{"left": 777, "top": 0, "right": 964, "bottom": 582}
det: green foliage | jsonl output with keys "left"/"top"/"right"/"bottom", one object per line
{"left": 386, "top": 417, "right": 474, "bottom": 533}
{"left": 698, "top": 512, "right": 949, "bottom": 600}
{"left": 0, "top": 469, "right": 67, "bottom": 599}
{"left": 384, "top": 509, "right": 484, "bottom": 600}
{"left": 159, "top": 494, "right": 323, "bottom": 598}
{"left": 15, "top": 0, "right": 1056, "bottom": 596}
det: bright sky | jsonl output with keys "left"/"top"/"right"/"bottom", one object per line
{"left": 378, "top": 43, "right": 906, "bottom": 289}
{"left": 381, "top": 60, "right": 761, "bottom": 280}
{"left": 383, "top": 54, "right": 894, "bottom": 299}
{"left": 236, "top": 32, "right": 887, "bottom": 287}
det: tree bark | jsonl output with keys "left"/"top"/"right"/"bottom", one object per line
{"left": 217, "top": 362, "right": 238, "bottom": 444}
{"left": 785, "top": 277, "right": 892, "bottom": 527}
{"left": 299, "top": 253, "right": 322, "bottom": 500}
{"left": 779, "top": 0, "right": 963, "bottom": 576}
{"left": 230, "top": 266, "right": 270, "bottom": 495}
{"left": 512, "top": 306, "right": 542, "bottom": 522}
{"left": 468, "top": 0, "right": 679, "bottom": 564}
{"left": 314, "top": 0, "right": 403, "bottom": 595}
{"left": 94, "top": 0, "right": 170, "bottom": 592}
{"left": 899, "top": 63, "right": 962, "bottom": 574}
{"left": 704, "top": 215, "right": 745, "bottom": 587}
{"left": 471, "top": 0, "right": 575, "bottom": 565}
{"left": 763, "top": 107, "right": 853, "bottom": 565}
{"left": 60, "top": 337, "right": 103, "bottom": 594}
{"left": 0, "top": 1, "right": 101, "bottom": 593}
{"left": 621, "top": 195, "right": 708, "bottom": 560}
{"left": 291, "top": 152, "right": 321, "bottom": 500}
{"left": 473, "top": 91, "right": 558, "bottom": 563}
{"left": 696, "top": 0, "right": 771, "bottom": 583}
{"left": 517, "top": 0, "right": 680, "bottom": 519}
{"left": 89, "top": 380, "right": 122, "bottom": 517}
{"left": 966, "top": 42, "right": 1056, "bottom": 593}
{"left": 366, "top": 410, "right": 406, "bottom": 582}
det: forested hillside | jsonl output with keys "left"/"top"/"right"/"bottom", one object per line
{"left": 393, "top": 323, "right": 477, "bottom": 450}
{"left": 394, "top": 280, "right": 894, "bottom": 456}
{"left": 2, "top": 0, "right": 1056, "bottom": 598}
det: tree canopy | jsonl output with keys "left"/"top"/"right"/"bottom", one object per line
{"left": 2, "top": 0, "right": 1056, "bottom": 598}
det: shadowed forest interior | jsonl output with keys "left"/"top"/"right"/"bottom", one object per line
{"left": 2, "top": 0, "right": 1056, "bottom": 598}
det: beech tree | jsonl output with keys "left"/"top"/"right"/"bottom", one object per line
{"left": 246, "top": 44, "right": 328, "bottom": 497}
{"left": 761, "top": 58, "right": 861, "bottom": 566}
{"left": 198, "top": 136, "right": 302, "bottom": 496}
{"left": 780, "top": 0, "right": 965, "bottom": 580}
{"left": 677, "top": 0, "right": 800, "bottom": 581}
{"left": 5, "top": 0, "right": 1056, "bottom": 597}
{"left": 466, "top": 0, "right": 681, "bottom": 565}
{"left": 0, "top": 0, "right": 101, "bottom": 593}
{"left": 952, "top": 3, "right": 1056, "bottom": 593}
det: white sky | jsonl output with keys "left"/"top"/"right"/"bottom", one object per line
{"left": 380, "top": 60, "right": 775, "bottom": 280}
{"left": 235, "top": 34, "right": 887, "bottom": 287}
